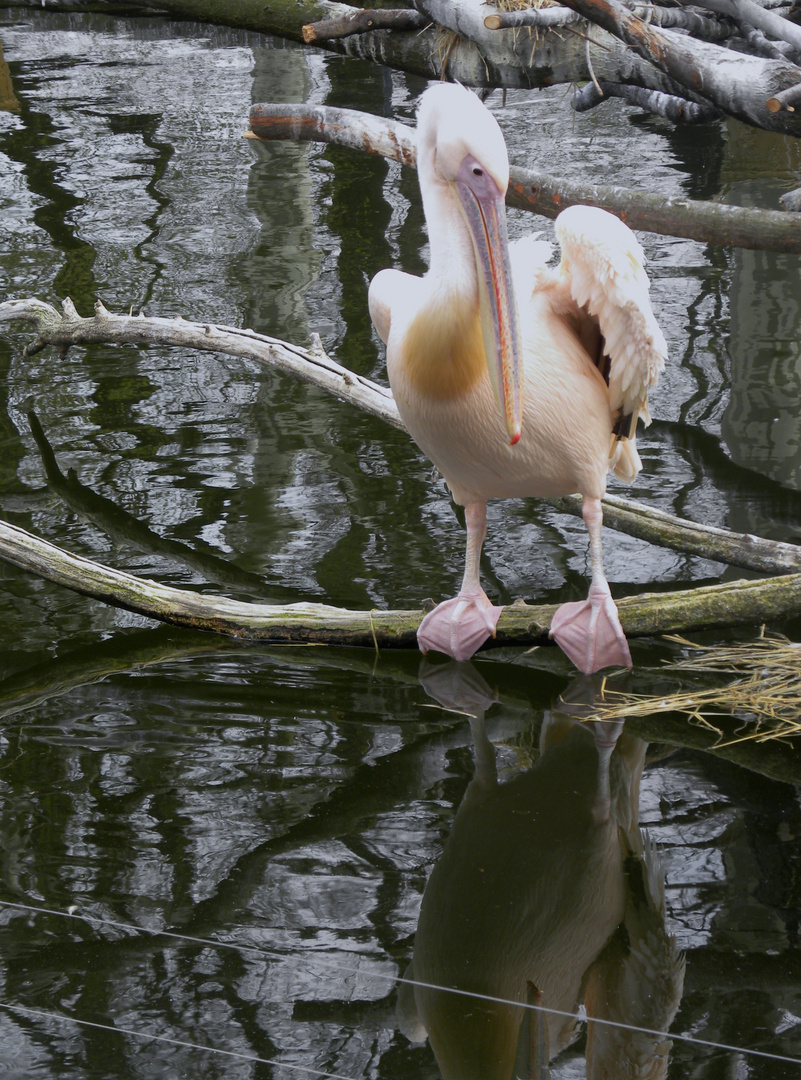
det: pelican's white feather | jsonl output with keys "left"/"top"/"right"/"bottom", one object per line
{"left": 553, "top": 204, "right": 667, "bottom": 430}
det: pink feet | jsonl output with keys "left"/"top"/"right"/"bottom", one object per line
{"left": 417, "top": 591, "right": 503, "bottom": 662}
{"left": 549, "top": 583, "right": 632, "bottom": 674}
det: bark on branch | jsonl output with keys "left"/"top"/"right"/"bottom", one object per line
{"left": 248, "top": 102, "right": 801, "bottom": 251}
{"left": 691, "top": 0, "right": 801, "bottom": 54}
{"left": 573, "top": 80, "right": 720, "bottom": 123}
{"left": 767, "top": 81, "right": 801, "bottom": 110}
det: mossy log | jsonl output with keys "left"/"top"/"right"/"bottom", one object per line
{"left": 3, "top": 517, "right": 801, "bottom": 650}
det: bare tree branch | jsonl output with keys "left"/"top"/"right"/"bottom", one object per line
{"left": 573, "top": 79, "right": 720, "bottom": 122}
{"left": 302, "top": 7, "right": 428, "bottom": 43}
{"left": 3, "top": 297, "right": 800, "bottom": 578}
{"left": 767, "top": 80, "right": 801, "bottom": 110}
{"left": 0, "top": 297, "right": 403, "bottom": 429}
{"left": 248, "top": 102, "right": 801, "bottom": 248}
{"left": 557, "top": 0, "right": 801, "bottom": 133}
{"left": 689, "top": 0, "right": 801, "bottom": 52}
{"left": 483, "top": 7, "right": 584, "bottom": 29}
{"left": 3, "top": 515, "right": 801, "bottom": 650}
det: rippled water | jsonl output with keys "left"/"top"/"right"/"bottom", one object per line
{"left": 2, "top": 11, "right": 801, "bottom": 1078}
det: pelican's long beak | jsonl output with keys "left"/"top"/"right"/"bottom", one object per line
{"left": 455, "top": 157, "right": 523, "bottom": 445}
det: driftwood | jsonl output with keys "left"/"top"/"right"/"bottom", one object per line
{"left": 4, "top": 297, "right": 801, "bottom": 652}
{"left": 248, "top": 103, "right": 801, "bottom": 252}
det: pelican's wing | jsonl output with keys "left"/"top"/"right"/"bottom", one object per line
{"left": 554, "top": 204, "right": 667, "bottom": 450}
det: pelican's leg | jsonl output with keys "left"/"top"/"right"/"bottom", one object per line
{"left": 549, "top": 497, "right": 632, "bottom": 674}
{"left": 417, "top": 501, "right": 503, "bottom": 662}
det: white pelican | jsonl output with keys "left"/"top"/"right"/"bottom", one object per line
{"left": 369, "top": 83, "right": 667, "bottom": 673}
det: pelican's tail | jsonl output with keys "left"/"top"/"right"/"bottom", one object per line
{"left": 609, "top": 434, "right": 642, "bottom": 483}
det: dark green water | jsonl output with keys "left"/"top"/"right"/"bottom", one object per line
{"left": 2, "top": 11, "right": 801, "bottom": 1078}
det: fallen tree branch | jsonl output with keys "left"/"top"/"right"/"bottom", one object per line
{"left": 573, "top": 79, "right": 720, "bottom": 122}
{"left": 3, "top": 517, "right": 801, "bottom": 649}
{"left": 557, "top": 0, "right": 801, "bottom": 133}
{"left": 767, "top": 80, "right": 801, "bottom": 110}
{"left": 302, "top": 7, "right": 428, "bottom": 42}
{"left": 484, "top": 4, "right": 734, "bottom": 40}
{"left": 0, "top": 297, "right": 403, "bottom": 430}
{"left": 483, "top": 7, "right": 584, "bottom": 28}
{"left": 247, "top": 102, "right": 801, "bottom": 250}
{"left": 547, "top": 493, "right": 801, "bottom": 574}
{"left": 689, "top": 0, "right": 801, "bottom": 53}
{"left": 3, "top": 297, "right": 801, "bottom": 579}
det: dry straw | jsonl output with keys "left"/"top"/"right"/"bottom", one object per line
{"left": 588, "top": 633, "right": 801, "bottom": 748}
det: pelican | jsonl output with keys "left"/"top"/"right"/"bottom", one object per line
{"left": 369, "top": 83, "right": 667, "bottom": 673}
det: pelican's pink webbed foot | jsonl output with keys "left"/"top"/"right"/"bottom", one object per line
{"left": 418, "top": 591, "right": 503, "bottom": 662}
{"left": 550, "top": 582, "right": 632, "bottom": 674}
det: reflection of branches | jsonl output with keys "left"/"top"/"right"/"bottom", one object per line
{"left": 182, "top": 716, "right": 473, "bottom": 938}
{"left": 27, "top": 411, "right": 277, "bottom": 599}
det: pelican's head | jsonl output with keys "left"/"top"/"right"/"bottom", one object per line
{"left": 417, "top": 84, "right": 522, "bottom": 444}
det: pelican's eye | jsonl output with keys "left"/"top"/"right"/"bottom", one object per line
{"left": 472, "top": 166, "right": 484, "bottom": 177}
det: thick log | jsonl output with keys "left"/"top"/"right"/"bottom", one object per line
{"left": 247, "top": 102, "right": 801, "bottom": 252}
{"left": 485, "top": 4, "right": 733, "bottom": 40}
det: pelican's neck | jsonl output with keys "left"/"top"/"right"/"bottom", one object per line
{"left": 418, "top": 156, "right": 479, "bottom": 295}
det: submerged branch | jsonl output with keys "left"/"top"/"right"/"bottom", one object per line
{"left": 248, "top": 102, "right": 801, "bottom": 250}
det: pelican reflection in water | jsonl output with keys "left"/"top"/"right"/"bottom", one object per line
{"left": 369, "top": 84, "right": 667, "bottom": 673}
{"left": 399, "top": 662, "right": 685, "bottom": 1078}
